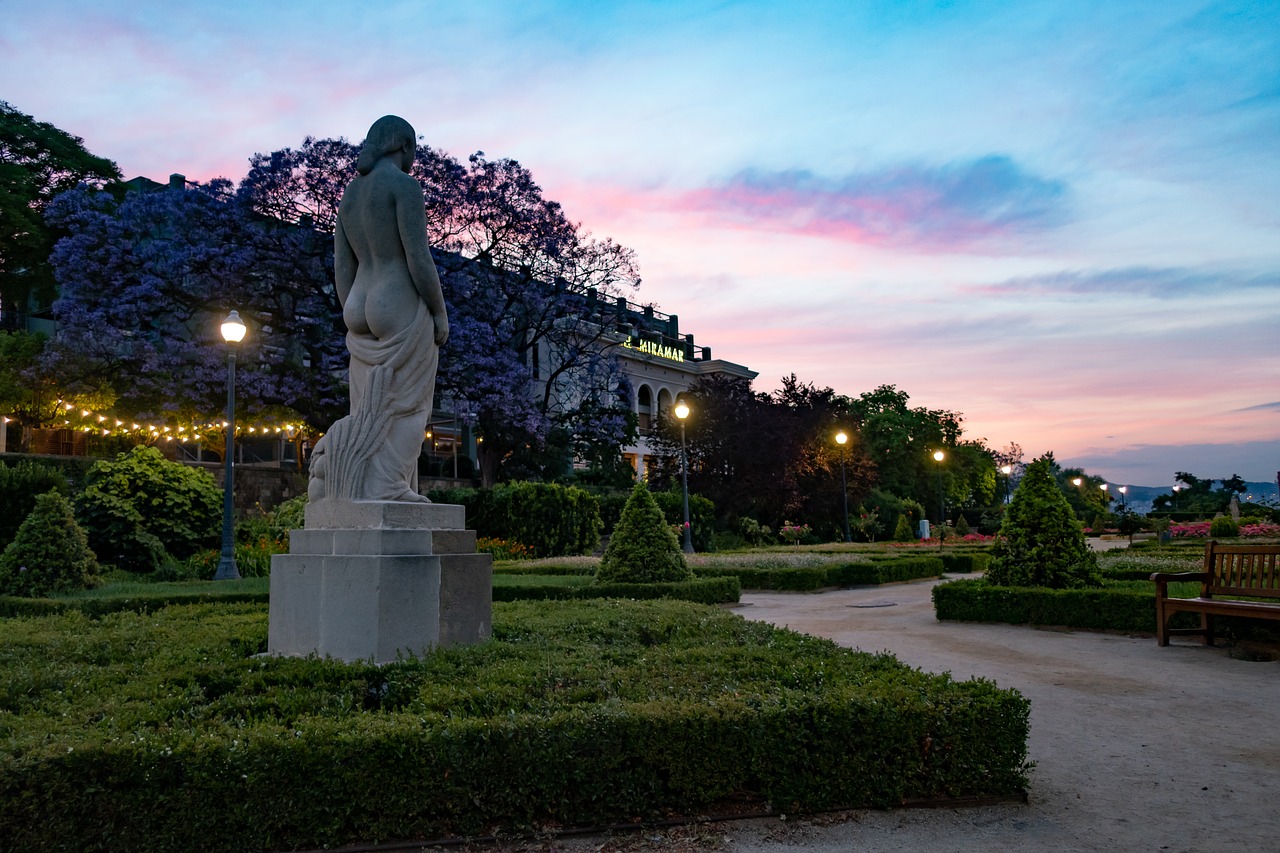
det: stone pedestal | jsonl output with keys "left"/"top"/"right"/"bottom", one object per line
{"left": 268, "top": 500, "right": 492, "bottom": 664}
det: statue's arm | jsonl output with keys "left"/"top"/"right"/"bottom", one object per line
{"left": 333, "top": 214, "right": 356, "bottom": 307}
{"left": 396, "top": 176, "right": 449, "bottom": 345}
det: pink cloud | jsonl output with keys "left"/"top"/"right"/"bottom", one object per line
{"left": 670, "top": 156, "right": 1070, "bottom": 253}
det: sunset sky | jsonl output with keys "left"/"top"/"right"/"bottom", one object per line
{"left": 4, "top": 0, "right": 1277, "bottom": 488}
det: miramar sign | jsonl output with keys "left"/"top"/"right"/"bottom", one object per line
{"left": 621, "top": 337, "right": 685, "bottom": 363}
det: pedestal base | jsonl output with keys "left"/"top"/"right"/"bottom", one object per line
{"left": 267, "top": 500, "right": 492, "bottom": 663}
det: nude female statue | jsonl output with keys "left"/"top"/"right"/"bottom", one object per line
{"left": 308, "top": 115, "right": 448, "bottom": 503}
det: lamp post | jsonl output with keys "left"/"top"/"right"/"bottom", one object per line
{"left": 1072, "top": 477, "right": 1083, "bottom": 487}
{"left": 1118, "top": 486, "right": 1127, "bottom": 511}
{"left": 835, "top": 431, "right": 851, "bottom": 542}
{"left": 674, "top": 401, "right": 693, "bottom": 554}
{"left": 1000, "top": 464, "right": 1012, "bottom": 504}
{"left": 215, "top": 310, "right": 247, "bottom": 581}
{"left": 932, "top": 450, "right": 946, "bottom": 525}
{"left": 1172, "top": 484, "right": 1181, "bottom": 512}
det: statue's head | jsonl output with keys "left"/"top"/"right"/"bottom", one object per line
{"left": 356, "top": 115, "right": 416, "bottom": 176}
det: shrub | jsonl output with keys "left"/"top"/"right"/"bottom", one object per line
{"left": 427, "top": 482, "right": 601, "bottom": 557}
{"left": 954, "top": 514, "right": 972, "bottom": 537}
{"left": 75, "top": 446, "right": 221, "bottom": 572}
{"left": 1089, "top": 513, "right": 1108, "bottom": 534}
{"left": 0, "top": 490, "right": 99, "bottom": 596}
{"left": 597, "top": 483, "right": 690, "bottom": 584}
{"left": 0, "top": 460, "right": 69, "bottom": 550}
{"left": 1209, "top": 516, "right": 1240, "bottom": 538}
{"left": 0, "top": 600, "right": 1029, "bottom": 850}
{"left": 988, "top": 456, "right": 1100, "bottom": 589}
{"left": 651, "top": 490, "right": 716, "bottom": 552}
{"left": 864, "top": 489, "right": 926, "bottom": 543}
{"left": 738, "top": 516, "right": 774, "bottom": 546}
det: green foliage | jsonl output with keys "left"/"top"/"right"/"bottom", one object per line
{"left": 598, "top": 483, "right": 691, "bottom": 583}
{"left": 74, "top": 446, "right": 221, "bottom": 572}
{"left": 1089, "top": 513, "right": 1108, "bottom": 533}
{"left": 0, "top": 490, "right": 99, "bottom": 596}
{"left": 865, "top": 489, "right": 926, "bottom": 543}
{"left": 932, "top": 578, "right": 1204, "bottom": 633}
{"left": 0, "top": 459, "right": 68, "bottom": 548}
{"left": 988, "top": 457, "right": 1100, "bottom": 589}
{"left": 737, "top": 516, "right": 774, "bottom": 546}
{"left": 494, "top": 576, "right": 739, "bottom": 605}
{"left": 0, "top": 100, "right": 121, "bottom": 314}
{"left": 1209, "top": 516, "right": 1240, "bottom": 538}
{"left": 235, "top": 494, "right": 307, "bottom": 549}
{"left": 651, "top": 489, "right": 716, "bottom": 552}
{"left": 693, "top": 555, "right": 945, "bottom": 590}
{"left": 954, "top": 514, "right": 972, "bottom": 536}
{"left": 427, "top": 481, "right": 601, "bottom": 557}
{"left": 0, "top": 599, "right": 1029, "bottom": 850}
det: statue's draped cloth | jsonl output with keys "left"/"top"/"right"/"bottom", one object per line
{"left": 322, "top": 300, "right": 437, "bottom": 500}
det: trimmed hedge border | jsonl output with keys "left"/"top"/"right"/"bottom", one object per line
{"left": 494, "top": 576, "right": 740, "bottom": 605}
{"left": 932, "top": 579, "right": 1190, "bottom": 633}
{"left": 692, "top": 556, "right": 947, "bottom": 592}
{"left": 0, "top": 600, "right": 1030, "bottom": 851}
{"left": 0, "top": 590, "right": 270, "bottom": 618}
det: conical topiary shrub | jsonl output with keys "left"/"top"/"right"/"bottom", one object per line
{"left": 955, "top": 514, "right": 972, "bottom": 536}
{"left": 988, "top": 456, "right": 1100, "bottom": 589}
{"left": 892, "top": 513, "right": 915, "bottom": 541}
{"left": 0, "top": 490, "right": 100, "bottom": 597}
{"left": 597, "top": 483, "right": 691, "bottom": 584}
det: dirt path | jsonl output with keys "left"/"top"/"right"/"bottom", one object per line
{"left": 714, "top": 576, "right": 1280, "bottom": 852}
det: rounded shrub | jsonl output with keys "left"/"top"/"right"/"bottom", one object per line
{"left": 0, "top": 460, "right": 69, "bottom": 550}
{"left": 988, "top": 456, "right": 1100, "bottom": 589}
{"left": 1209, "top": 516, "right": 1239, "bottom": 538}
{"left": 0, "top": 490, "right": 100, "bottom": 596}
{"left": 75, "top": 445, "right": 221, "bottom": 572}
{"left": 597, "top": 483, "right": 691, "bottom": 584}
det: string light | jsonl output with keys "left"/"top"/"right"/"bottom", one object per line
{"left": 38, "top": 399, "right": 309, "bottom": 443}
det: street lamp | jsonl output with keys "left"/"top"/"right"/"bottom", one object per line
{"left": 674, "top": 401, "right": 693, "bottom": 554}
{"left": 1172, "top": 484, "right": 1181, "bottom": 511}
{"left": 932, "top": 450, "right": 946, "bottom": 527}
{"left": 1118, "top": 486, "right": 1127, "bottom": 510}
{"left": 835, "top": 431, "right": 851, "bottom": 543}
{"left": 215, "top": 309, "right": 247, "bottom": 581}
{"left": 1072, "top": 477, "right": 1083, "bottom": 487}
{"left": 1000, "top": 464, "right": 1012, "bottom": 504}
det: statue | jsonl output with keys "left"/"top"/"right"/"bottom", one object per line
{"left": 309, "top": 115, "right": 449, "bottom": 503}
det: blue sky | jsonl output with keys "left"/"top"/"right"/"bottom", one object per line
{"left": 4, "top": 0, "right": 1278, "bottom": 487}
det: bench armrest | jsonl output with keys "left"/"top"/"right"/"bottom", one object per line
{"left": 1149, "top": 572, "right": 1206, "bottom": 583}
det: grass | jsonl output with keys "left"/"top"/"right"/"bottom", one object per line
{"left": 491, "top": 573, "right": 593, "bottom": 589}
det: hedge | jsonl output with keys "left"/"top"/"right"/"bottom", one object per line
{"left": 0, "top": 590, "right": 270, "bottom": 619}
{"left": 494, "top": 576, "right": 740, "bottom": 605}
{"left": 693, "top": 556, "right": 946, "bottom": 591}
{"left": 0, "top": 599, "right": 1029, "bottom": 851}
{"left": 932, "top": 579, "right": 1191, "bottom": 633}
{"left": 427, "top": 481, "right": 602, "bottom": 558}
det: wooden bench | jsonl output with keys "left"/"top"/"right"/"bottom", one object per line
{"left": 1151, "top": 540, "right": 1280, "bottom": 646}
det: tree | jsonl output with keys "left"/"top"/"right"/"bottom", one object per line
{"left": 43, "top": 179, "right": 347, "bottom": 430}
{"left": 596, "top": 483, "right": 689, "bottom": 583}
{"left": 239, "top": 137, "right": 642, "bottom": 484}
{"left": 1, "top": 101, "right": 120, "bottom": 320}
{"left": 848, "top": 384, "right": 968, "bottom": 509}
{"left": 988, "top": 456, "right": 1100, "bottom": 589}
{"left": 1150, "top": 471, "right": 1236, "bottom": 515}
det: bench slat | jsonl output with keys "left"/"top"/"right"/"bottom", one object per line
{"left": 1154, "top": 540, "right": 1280, "bottom": 646}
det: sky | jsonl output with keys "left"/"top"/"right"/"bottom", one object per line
{"left": 3, "top": 0, "right": 1278, "bottom": 489}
